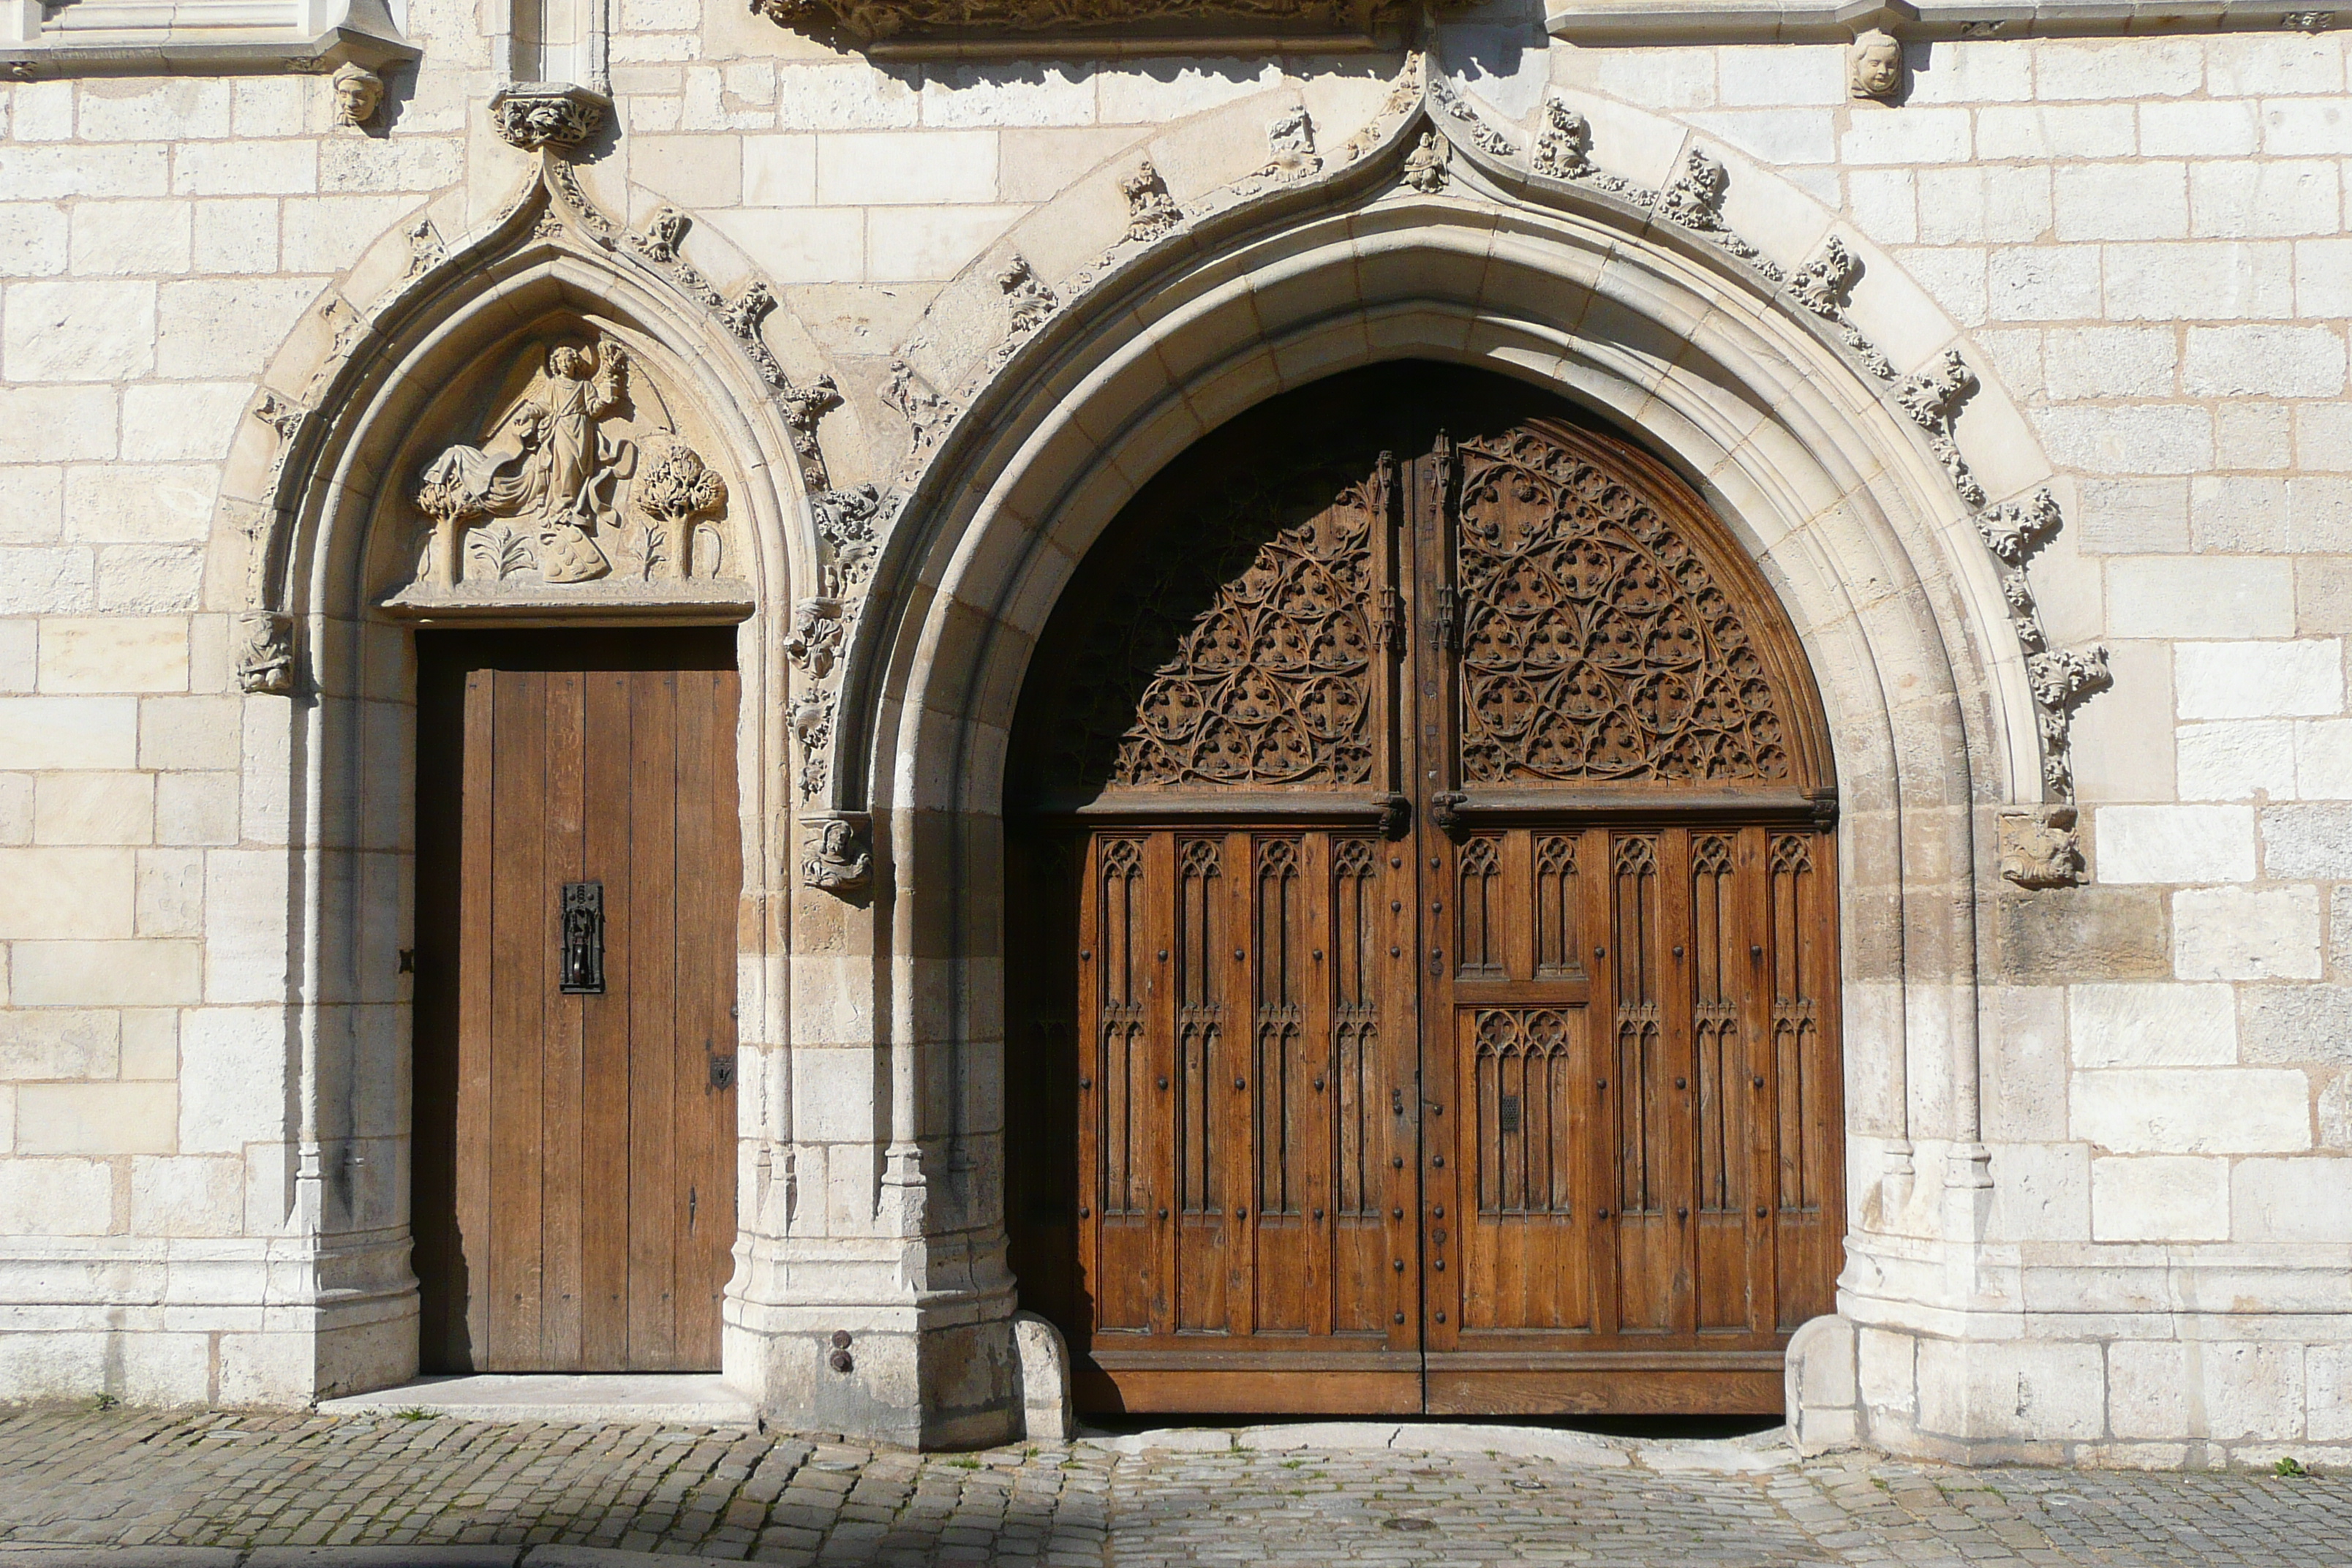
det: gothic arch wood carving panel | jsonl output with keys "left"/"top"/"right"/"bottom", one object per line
{"left": 1006, "top": 363, "right": 1842, "bottom": 1421}
{"left": 1454, "top": 429, "right": 1798, "bottom": 787}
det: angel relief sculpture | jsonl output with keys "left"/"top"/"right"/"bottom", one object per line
{"left": 404, "top": 335, "right": 733, "bottom": 594}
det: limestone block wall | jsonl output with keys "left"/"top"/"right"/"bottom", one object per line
{"left": 0, "top": 0, "right": 2345, "bottom": 1460}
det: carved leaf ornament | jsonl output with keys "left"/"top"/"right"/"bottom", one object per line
{"left": 1455, "top": 432, "right": 1790, "bottom": 785}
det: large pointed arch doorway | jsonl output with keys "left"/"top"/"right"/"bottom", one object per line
{"left": 1005, "top": 363, "right": 1843, "bottom": 1418}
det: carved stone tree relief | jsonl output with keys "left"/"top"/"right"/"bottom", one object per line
{"left": 1454, "top": 431, "right": 1793, "bottom": 785}
{"left": 386, "top": 328, "right": 742, "bottom": 605}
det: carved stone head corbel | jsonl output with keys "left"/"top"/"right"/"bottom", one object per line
{"left": 1850, "top": 29, "right": 1904, "bottom": 102}
{"left": 235, "top": 610, "right": 297, "bottom": 696}
{"left": 331, "top": 63, "right": 385, "bottom": 128}
{"left": 800, "top": 811, "right": 872, "bottom": 897}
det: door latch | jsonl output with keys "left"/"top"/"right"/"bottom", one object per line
{"left": 709, "top": 1053, "right": 738, "bottom": 1090}
{"left": 559, "top": 881, "right": 604, "bottom": 994}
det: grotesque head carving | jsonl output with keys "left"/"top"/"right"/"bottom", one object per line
{"left": 1850, "top": 30, "right": 1903, "bottom": 102}
{"left": 332, "top": 63, "right": 385, "bottom": 127}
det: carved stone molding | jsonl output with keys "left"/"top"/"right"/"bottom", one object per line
{"left": 785, "top": 595, "right": 846, "bottom": 679}
{"left": 235, "top": 611, "right": 296, "bottom": 696}
{"left": 1428, "top": 76, "right": 1515, "bottom": 158}
{"left": 1999, "top": 804, "right": 2084, "bottom": 889}
{"left": 404, "top": 216, "right": 444, "bottom": 279}
{"left": 799, "top": 812, "right": 872, "bottom": 897}
{"left": 490, "top": 83, "right": 607, "bottom": 152}
{"left": 813, "top": 483, "right": 903, "bottom": 587}
{"left": 1894, "top": 348, "right": 1985, "bottom": 508}
{"left": 1122, "top": 160, "right": 1182, "bottom": 242}
{"left": 748, "top": 0, "right": 1463, "bottom": 49}
{"left": 883, "top": 358, "right": 957, "bottom": 475}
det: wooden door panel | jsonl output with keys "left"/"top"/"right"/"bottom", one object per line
{"left": 414, "top": 631, "right": 737, "bottom": 1376}
{"left": 1071, "top": 826, "right": 1420, "bottom": 1409}
{"left": 1008, "top": 366, "right": 1844, "bottom": 1417}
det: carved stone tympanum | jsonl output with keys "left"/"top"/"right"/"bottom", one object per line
{"left": 397, "top": 331, "right": 740, "bottom": 600}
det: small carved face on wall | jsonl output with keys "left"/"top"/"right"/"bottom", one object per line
{"left": 332, "top": 64, "right": 385, "bottom": 127}
{"left": 1850, "top": 30, "right": 1903, "bottom": 101}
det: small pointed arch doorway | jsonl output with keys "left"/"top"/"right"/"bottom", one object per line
{"left": 1004, "top": 362, "right": 1844, "bottom": 1418}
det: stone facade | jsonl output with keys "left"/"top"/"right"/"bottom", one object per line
{"left": 0, "top": 0, "right": 2347, "bottom": 1466}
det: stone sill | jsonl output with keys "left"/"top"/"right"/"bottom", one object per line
{"left": 1545, "top": 0, "right": 2340, "bottom": 42}
{"left": 0, "top": 0, "right": 415, "bottom": 76}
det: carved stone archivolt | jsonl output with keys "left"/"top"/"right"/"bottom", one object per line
{"left": 388, "top": 329, "right": 743, "bottom": 603}
{"left": 1456, "top": 430, "right": 1794, "bottom": 785}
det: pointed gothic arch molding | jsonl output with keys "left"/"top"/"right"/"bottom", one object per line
{"left": 197, "top": 159, "right": 832, "bottom": 1398}
{"left": 830, "top": 75, "right": 2071, "bottom": 1376}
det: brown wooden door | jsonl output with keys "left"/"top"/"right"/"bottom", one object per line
{"left": 413, "top": 629, "right": 739, "bottom": 1373}
{"left": 1006, "top": 363, "right": 1842, "bottom": 1417}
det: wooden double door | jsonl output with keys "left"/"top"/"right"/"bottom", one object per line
{"left": 1006, "top": 366, "right": 1843, "bottom": 1416}
{"left": 412, "top": 629, "right": 739, "bottom": 1373}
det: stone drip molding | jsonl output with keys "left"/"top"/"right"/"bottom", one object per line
{"left": 1544, "top": 0, "right": 2343, "bottom": 45}
{"left": 223, "top": 132, "right": 850, "bottom": 706}
{"left": 844, "top": 56, "right": 2089, "bottom": 823}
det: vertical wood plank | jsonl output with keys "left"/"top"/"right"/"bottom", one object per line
{"left": 540, "top": 670, "right": 587, "bottom": 1368}
{"left": 581, "top": 668, "right": 633, "bottom": 1369}
{"left": 486, "top": 668, "right": 546, "bottom": 1368}
{"left": 452, "top": 666, "right": 499, "bottom": 1371}
{"left": 627, "top": 668, "right": 679, "bottom": 1368}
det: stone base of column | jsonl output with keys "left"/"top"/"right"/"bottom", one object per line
{"left": 726, "top": 1289, "right": 1021, "bottom": 1450}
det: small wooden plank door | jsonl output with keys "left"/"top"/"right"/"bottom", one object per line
{"left": 413, "top": 628, "right": 739, "bottom": 1373}
{"left": 1007, "top": 364, "right": 1844, "bottom": 1417}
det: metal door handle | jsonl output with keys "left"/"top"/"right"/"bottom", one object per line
{"left": 560, "top": 881, "right": 604, "bottom": 994}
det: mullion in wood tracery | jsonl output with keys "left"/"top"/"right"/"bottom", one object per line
{"left": 1332, "top": 837, "right": 1381, "bottom": 1216}
{"left": 1613, "top": 835, "right": 1662, "bottom": 1218}
{"left": 1689, "top": 834, "right": 1739, "bottom": 1216}
{"left": 1098, "top": 839, "right": 1147, "bottom": 1216}
{"left": 1453, "top": 432, "right": 1793, "bottom": 786}
{"left": 1254, "top": 838, "right": 1304, "bottom": 1216}
{"left": 1770, "top": 834, "right": 1823, "bottom": 1215}
{"left": 1176, "top": 838, "right": 1223, "bottom": 1215}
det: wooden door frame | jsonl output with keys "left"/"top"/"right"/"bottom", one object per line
{"left": 1001, "top": 368, "right": 1849, "bottom": 1417}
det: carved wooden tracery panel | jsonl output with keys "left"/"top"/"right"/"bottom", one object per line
{"left": 1455, "top": 431, "right": 1793, "bottom": 785}
{"left": 1058, "top": 467, "right": 1382, "bottom": 792}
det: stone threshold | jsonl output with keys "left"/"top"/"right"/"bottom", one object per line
{"left": 0, "top": 1549, "right": 746, "bottom": 1567}
{"left": 1078, "top": 1420, "right": 1796, "bottom": 1473}
{"left": 317, "top": 1373, "right": 758, "bottom": 1428}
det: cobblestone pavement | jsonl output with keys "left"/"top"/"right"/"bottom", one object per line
{"left": 0, "top": 1409, "right": 2348, "bottom": 1567}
